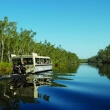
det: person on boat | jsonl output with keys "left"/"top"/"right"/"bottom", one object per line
{"left": 20, "top": 64, "right": 26, "bottom": 74}
{"left": 13, "top": 64, "right": 20, "bottom": 74}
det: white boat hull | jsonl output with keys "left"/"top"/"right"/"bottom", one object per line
{"left": 34, "top": 64, "right": 52, "bottom": 73}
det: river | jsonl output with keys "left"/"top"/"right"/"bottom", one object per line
{"left": 0, "top": 63, "right": 110, "bottom": 110}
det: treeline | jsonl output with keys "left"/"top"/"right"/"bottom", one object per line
{"left": 88, "top": 44, "right": 110, "bottom": 63}
{"left": 80, "top": 59, "right": 88, "bottom": 63}
{"left": 0, "top": 17, "right": 79, "bottom": 68}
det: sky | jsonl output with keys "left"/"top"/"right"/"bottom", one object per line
{"left": 0, "top": 0, "right": 110, "bottom": 58}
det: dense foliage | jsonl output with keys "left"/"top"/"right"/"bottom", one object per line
{"left": 88, "top": 44, "right": 110, "bottom": 63}
{"left": 0, "top": 17, "right": 79, "bottom": 70}
{"left": 0, "top": 62, "right": 12, "bottom": 74}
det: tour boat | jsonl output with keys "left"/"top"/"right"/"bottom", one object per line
{"left": 11, "top": 53, "right": 52, "bottom": 74}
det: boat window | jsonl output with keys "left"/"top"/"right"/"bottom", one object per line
{"left": 35, "top": 58, "right": 51, "bottom": 64}
{"left": 44, "top": 59, "right": 47, "bottom": 64}
{"left": 35, "top": 58, "right": 40, "bottom": 64}
{"left": 23, "top": 58, "right": 33, "bottom": 65}
{"left": 47, "top": 59, "right": 51, "bottom": 64}
{"left": 40, "top": 58, "right": 44, "bottom": 64}
{"left": 13, "top": 58, "right": 21, "bottom": 65}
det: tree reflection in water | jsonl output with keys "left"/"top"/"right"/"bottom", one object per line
{"left": 52, "top": 64, "right": 80, "bottom": 82}
{"left": 0, "top": 71, "right": 53, "bottom": 110}
{"left": 98, "top": 64, "right": 110, "bottom": 79}
{"left": 88, "top": 63, "right": 110, "bottom": 79}
{"left": 0, "top": 64, "right": 80, "bottom": 110}
{"left": 54, "top": 63, "right": 80, "bottom": 74}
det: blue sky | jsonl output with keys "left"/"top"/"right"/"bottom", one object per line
{"left": 0, "top": 0, "right": 110, "bottom": 58}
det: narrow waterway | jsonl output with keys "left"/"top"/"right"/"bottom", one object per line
{"left": 0, "top": 63, "right": 110, "bottom": 110}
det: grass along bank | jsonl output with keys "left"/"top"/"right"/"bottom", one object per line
{"left": 0, "top": 62, "right": 12, "bottom": 74}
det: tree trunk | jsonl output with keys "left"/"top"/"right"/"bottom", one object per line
{"left": 1, "top": 40, "right": 4, "bottom": 61}
{"left": 8, "top": 48, "right": 11, "bottom": 62}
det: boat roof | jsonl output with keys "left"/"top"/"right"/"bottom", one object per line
{"left": 11, "top": 55, "right": 51, "bottom": 59}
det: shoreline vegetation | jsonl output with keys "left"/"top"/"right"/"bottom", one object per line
{"left": 1, "top": 16, "right": 109, "bottom": 74}
{"left": 80, "top": 44, "right": 110, "bottom": 64}
{"left": 0, "top": 17, "right": 110, "bottom": 74}
{"left": 0, "top": 16, "right": 79, "bottom": 74}
{"left": 0, "top": 62, "right": 12, "bottom": 74}
{"left": 88, "top": 44, "right": 110, "bottom": 64}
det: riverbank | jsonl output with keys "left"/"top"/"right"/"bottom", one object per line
{"left": 0, "top": 62, "right": 12, "bottom": 75}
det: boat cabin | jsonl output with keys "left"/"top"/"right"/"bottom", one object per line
{"left": 11, "top": 53, "right": 52, "bottom": 74}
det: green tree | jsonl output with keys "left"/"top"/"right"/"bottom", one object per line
{"left": 88, "top": 44, "right": 110, "bottom": 63}
{"left": 0, "top": 16, "right": 79, "bottom": 73}
{"left": 0, "top": 16, "right": 8, "bottom": 61}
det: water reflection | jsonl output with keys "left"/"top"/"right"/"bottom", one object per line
{"left": 54, "top": 64, "right": 80, "bottom": 74}
{"left": 1, "top": 64, "right": 110, "bottom": 110}
{"left": 98, "top": 64, "right": 110, "bottom": 79}
{"left": 53, "top": 64, "right": 79, "bottom": 80}
{"left": 88, "top": 63, "right": 110, "bottom": 79}
{"left": 0, "top": 71, "right": 53, "bottom": 110}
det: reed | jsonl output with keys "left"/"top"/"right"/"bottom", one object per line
{"left": 0, "top": 62, "right": 13, "bottom": 74}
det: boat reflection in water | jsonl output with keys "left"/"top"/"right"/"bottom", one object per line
{"left": 26, "top": 71, "right": 53, "bottom": 98}
{"left": 4, "top": 71, "right": 53, "bottom": 100}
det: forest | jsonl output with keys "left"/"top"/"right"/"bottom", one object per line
{"left": 0, "top": 16, "right": 79, "bottom": 72}
{"left": 88, "top": 44, "right": 110, "bottom": 63}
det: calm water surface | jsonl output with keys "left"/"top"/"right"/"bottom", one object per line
{"left": 0, "top": 63, "right": 110, "bottom": 110}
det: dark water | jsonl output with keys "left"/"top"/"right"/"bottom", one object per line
{"left": 0, "top": 63, "right": 110, "bottom": 110}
